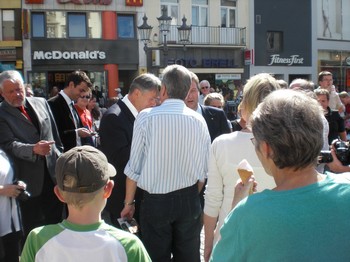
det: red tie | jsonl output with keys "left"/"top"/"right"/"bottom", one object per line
{"left": 18, "top": 105, "right": 32, "bottom": 122}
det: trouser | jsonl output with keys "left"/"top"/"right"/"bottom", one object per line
{"left": 0, "top": 231, "right": 21, "bottom": 262}
{"left": 140, "top": 184, "right": 201, "bottom": 262}
{"left": 19, "top": 171, "right": 63, "bottom": 243}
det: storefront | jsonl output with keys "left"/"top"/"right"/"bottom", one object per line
{"left": 318, "top": 50, "right": 350, "bottom": 92}
{"left": 28, "top": 38, "right": 138, "bottom": 103}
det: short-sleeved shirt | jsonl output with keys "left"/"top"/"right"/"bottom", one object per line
{"left": 20, "top": 220, "right": 151, "bottom": 262}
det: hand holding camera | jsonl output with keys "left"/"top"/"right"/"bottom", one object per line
{"left": 318, "top": 139, "right": 350, "bottom": 166}
{"left": 13, "top": 180, "right": 31, "bottom": 201}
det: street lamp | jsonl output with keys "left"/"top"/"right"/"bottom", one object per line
{"left": 137, "top": 7, "right": 192, "bottom": 69}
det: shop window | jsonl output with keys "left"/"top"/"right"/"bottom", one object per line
{"left": 117, "top": 15, "right": 135, "bottom": 38}
{"left": 68, "top": 13, "right": 87, "bottom": 38}
{"left": 267, "top": 31, "right": 283, "bottom": 52}
{"left": 221, "top": 0, "right": 236, "bottom": 28}
{"left": 32, "top": 13, "right": 45, "bottom": 38}
{"left": 1, "top": 10, "right": 15, "bottom": 40}
{"left": 192, "top": 0, "right": 208, "bottom": 26}
{"left": 27, "top": 72, "right": 48, "bottom": 98}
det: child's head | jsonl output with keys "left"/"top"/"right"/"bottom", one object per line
{"left": 55, "top": 146, "right": 116, "bottom": 209}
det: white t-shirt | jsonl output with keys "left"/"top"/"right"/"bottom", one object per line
{"left": 0, "top": 150, "right": 21, "bottom": 237}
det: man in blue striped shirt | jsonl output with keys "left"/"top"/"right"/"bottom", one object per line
{"left": 121, "top": 65, "right": 211, "bottom": 262}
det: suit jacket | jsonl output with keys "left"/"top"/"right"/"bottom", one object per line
{"left": 48, "top": 93, "right": 83, "bottom": 152}
{"left": 0, "top": 98, "right": 63, "bottom": 197}
{"left": 200, "top": 105, "right": 231, "bottom": 142}
{"left": 99, "top": 100, "right": 142, "bottom": 223}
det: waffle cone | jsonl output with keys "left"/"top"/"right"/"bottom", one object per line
{"left": 237, "top": 169, "right": 254, "bottom": 194}
{"left": 237, "top": 169, "right": 253, "bottom": 183}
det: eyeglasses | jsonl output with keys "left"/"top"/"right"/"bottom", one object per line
{"left": 201, "top": 86, "right": 209, "bottom": 90}
{"left": 250, "top": 137, "right": 256, "bottom": 146}
{"left": 80, "top": 96, "right": 91, "bottom": 99}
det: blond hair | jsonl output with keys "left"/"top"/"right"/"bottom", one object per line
{"left": 58, "top": 175, "right": 103, "bottom": 209}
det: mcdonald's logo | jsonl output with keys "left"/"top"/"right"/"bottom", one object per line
{"left": 126, "top": 0, "right": 143, "bottom": 6}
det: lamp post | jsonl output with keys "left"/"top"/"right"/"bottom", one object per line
{"left": 137, "top": 7, "right": 191, "bottom": 73}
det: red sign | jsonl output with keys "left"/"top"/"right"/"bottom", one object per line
{"left": 25, "top": 0, "right": 44, "bottom": 3}
{"left": 57, "top": 0, "right": 112, "bottom": 5}
{"left": 126, "top": 0, "right": 143, "bottom": 6}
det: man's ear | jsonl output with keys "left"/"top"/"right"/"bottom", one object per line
{"left": 103, "top": 180, "right": 114, "bottom": 199}
{"left": 54, "top": 185, "right": 66, "bottom": 203}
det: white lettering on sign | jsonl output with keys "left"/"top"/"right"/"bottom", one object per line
{"left": 268, "top": 54, "right": 304, "bottom": 66}
{"left": 33, "top": 50, "right": 106, "bottom": 60}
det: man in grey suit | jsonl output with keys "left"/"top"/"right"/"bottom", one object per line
{"left": 0, "top": 70, "right": 63, "bottom": 240}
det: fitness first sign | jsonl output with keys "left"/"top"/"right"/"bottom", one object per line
{"left": 268, "top": 54, "right": 304, "bottom": 66}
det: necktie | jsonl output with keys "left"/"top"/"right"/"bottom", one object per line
{"left": 18, "top": 106, "right": 32, "bottom": 122}
{"left": 71, "top": 102, "right": 80, "bottom": 128}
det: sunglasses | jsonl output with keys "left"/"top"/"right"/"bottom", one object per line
{"left": 201, "top": 86, "right": 209, "bottom": 89}
{"left": 80, "top": 95, "right": 91, "bottom": 99}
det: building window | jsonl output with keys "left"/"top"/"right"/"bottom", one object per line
{"left": 117, "top": 15, "right": 135, "bottom": 38}
{"left": 221, "top": 0, "right": 236, "bottom": 28}
{"left": 192, "top": 0, "right": 208, "bottom": 26}
{"left": 88, "top": 12, "right": 102, "bottom": 38}
{"left": 267, "top": 31, "right": 283, "bottom": 52}
{"left": 2, "top": 10, "right": 15, "bottom": 40}
{"left": 32, "top": 11, "right": 101, "bottom": 39}
{"left": 161, "top": 0, "right": 179, "bottom": 25}
{"left": 32, "top": 13, "right": 45, "bottom": 38}
{"left": 46, "top": 11, "right": 66, "bottom": 38}
{"left": 68, "top": 13, "right": 87, "bottom": 38}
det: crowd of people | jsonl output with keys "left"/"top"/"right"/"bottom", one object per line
{"left": 1, "top": 67, "right": 350, "bottom": 261}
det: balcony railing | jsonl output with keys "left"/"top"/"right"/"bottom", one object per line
{"left": 159, "top": 25, "right": 246, "bottom": 46}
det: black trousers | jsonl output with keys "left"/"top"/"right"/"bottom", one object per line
{"left": 0, "top": 231, "right": 21, "bottom": 262}
{"left": 19, "top": 170, "right": 63, "bottom": 242}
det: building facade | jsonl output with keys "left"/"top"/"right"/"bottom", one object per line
{"left": 139, "top": 0, "right": 248, "bottom": 97}
{"left": 0, "top": 0, "right": 23, "bottom": 74}
{"left": 22, "top": 0, "right": 145, "bottom": 101}
{"left": 249, "top": 0, "right": 350, "bottom": 91}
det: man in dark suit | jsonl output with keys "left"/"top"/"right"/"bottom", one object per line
{"left": 185, "top": 72, "right": 231, "bottom": 142}
{"left": 0, "top": 70, "right": 63, "bottom": 240}
{"left": 48, "top": 70, "right": 94, "bottom": 152}
{"left": 185, "top": 72, "right": 231, "bottom": 208}
{"left": 99, "top": 73, "right": 160, "bottom": 229}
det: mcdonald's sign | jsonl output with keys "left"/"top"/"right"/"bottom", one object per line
{"left": 126, "top": 0, "right": 143, "bottom": 6}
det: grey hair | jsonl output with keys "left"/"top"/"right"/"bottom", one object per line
{"left": 129, "top": 73, "right": 161, "bottom": 94}
{"left": 0, "top": 70, "right": 24, "bottom": 91}
{"left": 251, "top": 89, "right": 323, "bottom": 170}
{"left": 162, "top": 64, "right": 192, "bottom": 100}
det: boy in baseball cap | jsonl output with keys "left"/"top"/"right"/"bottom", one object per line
{"left": 21, "top": 146, "right": 150, "bottom": 262}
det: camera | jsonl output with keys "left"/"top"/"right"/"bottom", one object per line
{"left": 318, "top": 139, "right": 350, "bottom": 166}
{"left": 13, "top": 181, "right": 31, "bottom": 201}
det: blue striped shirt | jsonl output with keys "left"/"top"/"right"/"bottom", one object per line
{"left": 124, "top": 99, "right": 211, "bottom": 194}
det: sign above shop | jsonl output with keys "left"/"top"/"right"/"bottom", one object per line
{"left": 215, "top": 74, "right": 241, "bottom": 80}
{"left": 125, "top": 0, "right": 143, "bottom": 6}
{"left": 0, "top": 49, "right": 16, "bottom": 61}
{"left": 268, "top": 54, "right": 304, "bottom": 66}
{"left": 168, "top": 58, "right": 237, "bottom": 68}
{"left": 57, "top": 0, "right": 112, "bottom": 5}
{"left": 33, "top": 50, "right": 106, "bottom": 60}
